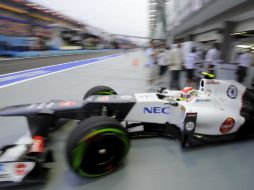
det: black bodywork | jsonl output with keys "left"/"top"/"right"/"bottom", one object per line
{"left": 0, "top": 96, "right": 135, "bottom": 186}
{"left": 0, "top": 95, "right": 137, "bottom": 148}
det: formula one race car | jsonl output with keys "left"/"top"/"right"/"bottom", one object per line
{"left": 0, "top": 73, "right": 253, "bottom": 184}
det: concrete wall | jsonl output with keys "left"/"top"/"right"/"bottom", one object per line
{"left": 171, "top": 0, "right": 248, "bottom": 36}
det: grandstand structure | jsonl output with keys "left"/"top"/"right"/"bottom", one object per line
{"left": 0, "top": 0, "right": 122, "bottom": 55}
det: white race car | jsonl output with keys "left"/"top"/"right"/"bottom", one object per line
{"left": 0, "top": 73, "right": 253, "bottom": 181}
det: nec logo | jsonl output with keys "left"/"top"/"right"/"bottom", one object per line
{"left": 144, "top": 107, "right": 170, "bottom": 114}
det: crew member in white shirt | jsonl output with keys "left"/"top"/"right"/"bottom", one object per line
{"left": 236, "top": 49, "right": 253, "bottom": 83}
{"left": 205, "top": 43, "right": 220, "bottom": 75}
{"left": 145, "top": 40, "right": 158, "bottom": 85}
{"left": 157, "top": 43, "right": 169, "bottom": 84}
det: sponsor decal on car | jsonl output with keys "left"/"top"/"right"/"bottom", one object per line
{"left": 185, "top": 121, "right": 195, "bottom": 131}
{"left": 184, "top": 113, "right": 197, "bottom": 132}
{"left": 120, "top": 95, "right": 133, "bottom": 100}
{"left": 0, "top": 173, "right": 8, "bottom": 178}
{"left": 195, "top": 98, "right": 211, "bottom": 103}
{"left": 220, "top": 118, "right": 235, "bottom": 133}
{"left": 16, "top": 163, "right": 26, "bottom": 176}
{"left": 0, "top": 164, "right": 8, "bottom": 179}
{"left": 186, "top": 113, "right": 197, "bottom": 117}
{"left": 59, "top": 101, "right": 77, "bottom": 107}
{"left": 135, "top": 93, "right": 158, "bottom": 101}
{"left": 144, "top": 107, "right": 170, "bottom": 114}
{"left": 0, "top": 164, "right": 4, "bottom": 172}
{"left": 206, "top": 80, "right": 220, "bottom": 85}
{"left": 227, "top": 85, "right": 238, "bottom": 99}
{"left": 30, "top": 136, "right": 45, "bottom": 153}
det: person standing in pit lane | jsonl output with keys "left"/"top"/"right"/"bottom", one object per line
{"left": 169, "top": 43, "right": 183, "bottom": 90}
{"left": 205, "top": 43, "right": 220, "bottom": 75}
{"left": 184, "top": 47, "right": 199, "bottom": 87}
{"left": 236, "top": 49, "right": 253, "bottom": 83}
{"left": 145, "top": 40, "right": 158, "bottom": 85}
{"left": 157, "top": 43, "right": 170, "bottom": 84}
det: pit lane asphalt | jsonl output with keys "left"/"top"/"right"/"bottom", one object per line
{"left": 0, "top": 50, "right": 253, "bottom": 190}
{"left": 0, "top": 50, "right": 123, "bottom": 75}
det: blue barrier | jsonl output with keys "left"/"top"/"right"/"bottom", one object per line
{"left": 0, "top": 35, "right": 35, "bottom": 47}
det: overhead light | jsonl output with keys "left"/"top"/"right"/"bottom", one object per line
{"left": 150, "top": 3, "right": 157, "bottom": 5}
{"left": 150, "top": 10, "right": 156, "bottom": 12}
{"left": 230, "top": 32, "right": 247, "bottom": 35}
{"left": 236, "top": 45, "right": 251, "bottom": 48}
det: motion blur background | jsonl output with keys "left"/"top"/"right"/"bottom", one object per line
{"left": 0, "top": 0, "right": 138, "bottom": 56}
{"left": 0, "top": 0, "right": 253, "bottom": 60}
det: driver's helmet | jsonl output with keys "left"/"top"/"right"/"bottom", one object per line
{"left": 180, "top": 87, "right": 195, "bottom": 100}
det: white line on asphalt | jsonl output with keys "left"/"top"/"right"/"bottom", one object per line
{"left": 0, "top": 54, "right": 122, "bottom": 77}
{"left": 0, "top": 55, "right": 123, "bottom": 89}
{"left": 0, "top": 50, "right": 115, "bottom": 61}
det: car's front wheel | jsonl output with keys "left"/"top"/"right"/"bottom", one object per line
{"left": 66, "top": 116, "right": 130, "bottom": 177}
{"left": 83, "top": 86, "right": 117, "bottom": 100}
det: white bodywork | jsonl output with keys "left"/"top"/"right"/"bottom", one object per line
{"left": 0, "top": 162, "right": 35, "bottom": 183}
{"left": 125, "top": 79, "right": 246, "bottom": 136}
{"left": 0, "top": 133, "right": 35, "bottom": 183}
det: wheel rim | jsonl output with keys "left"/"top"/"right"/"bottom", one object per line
{"left": 71, "top": 128, "right": 129, "bottom": 177}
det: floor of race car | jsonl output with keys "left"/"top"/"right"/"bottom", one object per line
{"left": 0, "top": 50, "right": 254, "bottom": 190}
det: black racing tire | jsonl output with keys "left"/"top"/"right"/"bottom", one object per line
{"left": 83, "top": 86, "right": 117, "bottom": 100}
{"left": 66, "top": 116, "right": 129, "bottom": 177}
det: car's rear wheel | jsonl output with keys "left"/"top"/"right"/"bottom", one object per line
{"left": 66, "top": 116, "right": 129, "bottom": 177}
{"left": 83, "top": 86, "right": 117, "bottom": 100}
